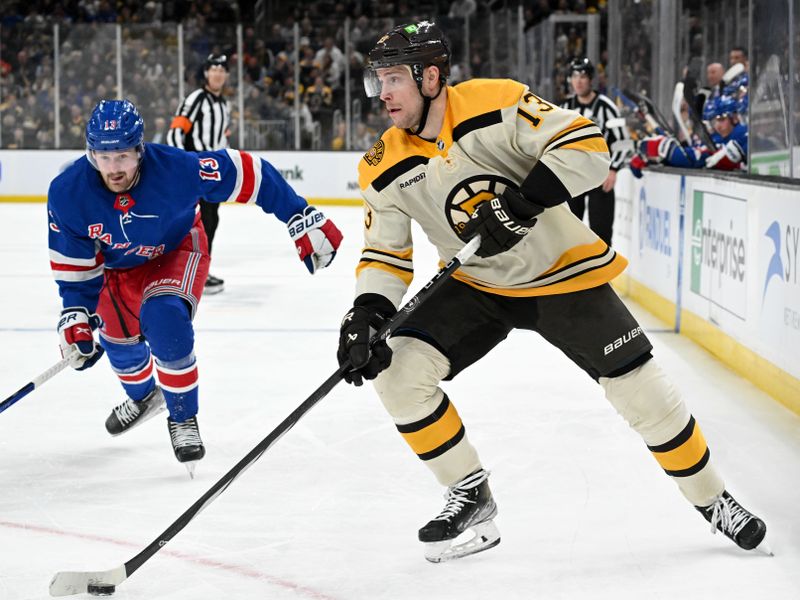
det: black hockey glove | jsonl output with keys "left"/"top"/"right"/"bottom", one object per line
{"left": 460, "top": 187, "right": 542, "bottom": 258}
{"left": 337, "top": 293, "right": 395, "bottom": 386}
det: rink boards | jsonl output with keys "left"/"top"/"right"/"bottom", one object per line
{"left": 613, "top": 167, "right": 800, "bottom": 414}
{"left": 0, "top": 149, "right": 797, "bottom": 413}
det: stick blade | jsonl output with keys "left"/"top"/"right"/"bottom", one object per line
{"left": 49, "top": 566, "right": 126, "bottom": 597}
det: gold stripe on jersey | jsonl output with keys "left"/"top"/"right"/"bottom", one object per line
{"left": 356, "top": 247, "right": 414, "bottom": 284}
{"left": 452, "top": 256, "right": 626, "bottom": 296}
{"left": 647, "top": 416, "right": 711, "bottom": 477}
{"left": 448, "top": 240, "right": 627, "bottom": 297}
{"left": 396, "top": 394, "right": 466, "bottom": 460}
{"left": 538, "top": 239, "right": 609, "bottom": 278}
{"left": 448, "top": 79, "right": 525, "bottom": 126}
{"left": 555, "top": 134, "right": 609, "bottom": 154}
{"left": 544, "top": 115, "right": 597, "bottom": 149}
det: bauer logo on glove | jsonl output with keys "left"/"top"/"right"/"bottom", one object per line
{"left": 57, "top": 307, "right": 105, "bottom": 371}
{"left": 287, "top": 206, "right": 344, "bottom": 274}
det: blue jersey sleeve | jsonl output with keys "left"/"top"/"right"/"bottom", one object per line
{"left": 47, "top": 199, "right": 105, "bottom": 312}
{"left": 193, "top": 149, "right": 308, "bottom": 223}
{"left": 664, "top": 143, "right": 705, "bottom": 168}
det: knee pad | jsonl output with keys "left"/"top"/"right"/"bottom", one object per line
{"left": 600, "top": 359, "right": 689, "bottom": 444}
{"left": 601, "top": 359, "right": 723, "bottom": 504}
{"left": 101, "top": 339, "right": 150, "bottom": 371}
{"left": 373, "top": 336, "right": 451, "bottom": 421}
{"left": 140, "top": 295, "right": 194, "bottom": 362}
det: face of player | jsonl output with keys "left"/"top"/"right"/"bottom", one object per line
{"left": 93, "top": 149, "right": 140, "bottom": 192}
{"left": 377, "top": 65, "right": 424, "bottom": 130}
{"left": 729, "top": 49, "right": 747, "bottom": 68}
{"left": 713, "top": 115, "right": 734, "bottom": 137}
{"left": 205, "top": 66, "right": 228, "bottom": 94}
{"left": 570, "top": 71, "right": 592, "bottom": 98}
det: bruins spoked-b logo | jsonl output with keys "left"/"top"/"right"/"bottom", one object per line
{"left": 445, "top": 174, "right": 516, "bottom": 237}
{"left": 363, "top": 140, "right": 385, "bottom": 166}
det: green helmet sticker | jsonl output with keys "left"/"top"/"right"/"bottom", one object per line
{"left": 404, "top": 24, "right": 419, "bottom": 34}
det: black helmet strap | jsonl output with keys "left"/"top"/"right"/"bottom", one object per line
{"left": 406, "top": 63, "right": 446, "bottom": 137}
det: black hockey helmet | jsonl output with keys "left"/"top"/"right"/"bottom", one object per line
{"left": 363, "top": 21, "right": 451, "bottom": 98}
{"left": 568, "top": 57, "right": 595, "bottom": 79}
{"left": 204, "top": 53, "right": 229, "bottom": 72}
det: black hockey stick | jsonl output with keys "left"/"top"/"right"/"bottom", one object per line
{"left": 0, "top": 350, "right": 77, "bottom": 415}
{"left": 48, "top": 235, "right": 482, "bottom": 597}
{"left": 620, "top": 88, "right": 679, "bottom": 139}
{"left": 680, "top": 75, "right": 717, "bottom": 151}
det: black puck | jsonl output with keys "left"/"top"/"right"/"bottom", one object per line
{"left": 87, "top": 583, "right": 115, "bottom": 596}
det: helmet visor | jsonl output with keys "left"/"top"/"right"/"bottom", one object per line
{"left": 363, "top": 65, "right": 414, "bottom": 98}
{"left": 364, "top": 67, "right": 382, "bottom": 98}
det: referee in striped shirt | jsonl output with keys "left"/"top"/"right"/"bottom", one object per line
{"left": 560, "top": 58, "right": 629, "bottom": 246}
{"left": 167, "top": 53, "right": 231, "bottom": 294}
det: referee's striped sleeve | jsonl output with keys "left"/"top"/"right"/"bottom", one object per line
{"left": 598, "top": 95, "right": 629, "bottom": 170}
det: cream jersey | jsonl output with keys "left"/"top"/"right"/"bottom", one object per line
{"left": 356, "top": 78, "right": 627, "bottom": 308}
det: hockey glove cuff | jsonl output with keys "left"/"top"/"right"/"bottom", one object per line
{"left": 337, "top": 293, "right": 395, "bottom": 386}
{"left": 629, "top": 154, "right": 647, "bottom": 179}
{"left": 57, "top": 307, "right": 104, "bottom": 371}
{"left": 287, "top": 206, "right": 344, "bottom": 274}
{"left": 460, "top": 187, "right": 542, "bottom": 258}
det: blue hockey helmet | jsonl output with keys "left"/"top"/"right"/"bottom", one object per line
{"left": 85, "top": 99, "right": 145, "bottom": 170}
{"left": 702, "top": 97, "right": 717, "bottom": 122}
{"left": 711, "top": 95, "right": 739, "bottom": 120}
{"left": 737, "top": 92, "right": 749, "bottom": 116}
{"left": 86, "top": 100, "right": 145, "bottom": 152}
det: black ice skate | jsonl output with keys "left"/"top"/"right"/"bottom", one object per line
{"left": 168, "top": 415, "right": 205, "bottom": 478}
{"left": 696, "top": 490, "right": 770, "bottom": 553}
{"left": 204, "top": 273, "right": 225, "bottom": 295}
{"left": 105, "top": 386, "right": 166, "bottom": 436}
{"left": 418, "top": 469, "right": 500, "bottom": 563}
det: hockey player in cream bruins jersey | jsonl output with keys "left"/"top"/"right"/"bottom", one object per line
{"left": 337, "top": 21, "right": 768, "bottom": 562}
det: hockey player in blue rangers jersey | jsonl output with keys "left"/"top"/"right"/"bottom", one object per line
{"left": 49, "top": 99, "right": 342, "bottom": 474}
{"left": 630, "top": 95, "right": 748, "bottom": 176}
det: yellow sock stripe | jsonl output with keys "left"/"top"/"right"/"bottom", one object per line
{"left": 647, "top": 416, "right": 710, "bottom": 477}
{"left": 396, "top": 395, "right": 465, "bottom": 460}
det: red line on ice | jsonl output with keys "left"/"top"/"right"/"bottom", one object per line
{"left": 0, "top": 520, "right": 339, "bottom": 600}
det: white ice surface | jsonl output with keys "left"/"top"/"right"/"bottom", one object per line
{"left": 1, "top": 202, "right": 798, "bottom": 600}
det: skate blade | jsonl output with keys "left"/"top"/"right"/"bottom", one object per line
{"left": 183, "top": 461, "right": 199, "bottom": 479}
{"left": 755, "top": 539, "right": 774, "bottom": 557}
{"left": 109, "top": 404, "right": 167, "bottom": 437}
{"left": 424, "top": 520, "right": 501, "bottom": 563}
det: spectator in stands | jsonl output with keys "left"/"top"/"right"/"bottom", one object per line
{"left": 449, "top": 0, "right": 477, "bottom": 19}
{"left": 331, "top": 121, "right": 347, "bottom": 150}
{"left": 151, "top": 116, "right": 167, "bottom": 143}
{"left": 706, "top": 62, "right": 724, "bottom": 92}
{"left": 352, "top": 121, "right": 375, "bottom": 151}
{"left": 314, "top": 37, "right": 346, "bottom": 88}
{"left": 729, "top": 46, "right": 749, "bottom": 71}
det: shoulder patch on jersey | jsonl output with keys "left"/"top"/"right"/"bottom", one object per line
{"left": 363, "top": 140, "right": 385, "bottom": 166}
{"left": 358, "top": 128, "right": 430, "bottom": 191}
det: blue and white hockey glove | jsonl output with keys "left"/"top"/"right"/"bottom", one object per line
{"left": 287, "top": 206, "right": 343, "bottom": 274}
{"left": 57, "top": 307, "right": 104, "bottom": 371}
